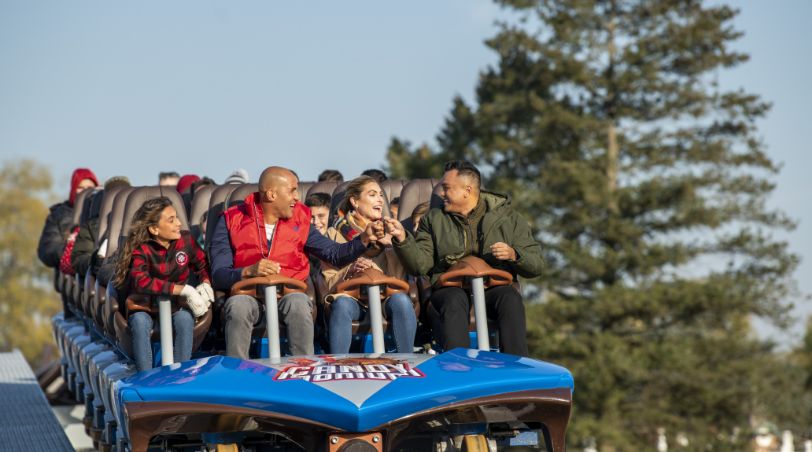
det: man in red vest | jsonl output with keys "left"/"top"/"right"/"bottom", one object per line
{"left": 211, "top": 166, "right": 381, "bottom": 358}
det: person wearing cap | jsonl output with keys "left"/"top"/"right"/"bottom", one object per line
{"left": 224, "top": 168, "right": 250, "bottom": 184}
{"left": 38, "top": 168, "right": 99, "bottom": 268}
{"left": 210, "top": 166, "right": 385, "bottom": 358}
{"left": 176, "top": 174, "right": 200, "bottom": 195}
{"left": 383, "top": 160, "right": 543, "bottom": 356}
{"left": 71, "top": 176, "right": 131, "bottom": 278}
{"left": 176, "top": 174, "right": 201, "bottom": 215}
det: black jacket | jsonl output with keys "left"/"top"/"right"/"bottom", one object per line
{"left": 37, "top": 201, "right": 74, "bottom": 268}
{"left": 70, "top": 216, "right": 100, "bottom": 277}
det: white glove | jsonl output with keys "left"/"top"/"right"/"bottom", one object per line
{"left": 180, "top": 284, "right": 208, "bottom": 318}
{"left": 97, "top": 238, "right": 108, "bottom": 258}
{"left": 195, "top": 282, "right": 215, "bottom": 304}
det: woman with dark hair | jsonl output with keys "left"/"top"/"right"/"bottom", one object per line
{"left": 322, "top": 176, "right": 416, "bottom": 353}
{"left": 113, "top": 197, "right": 213, "bottom": 371}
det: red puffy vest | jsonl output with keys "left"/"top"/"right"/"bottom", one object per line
{"left": 224, "top": 192, "right": 311, "bottom": 281}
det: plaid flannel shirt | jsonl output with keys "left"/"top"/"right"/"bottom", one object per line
{"left": 130, "top": 230, "right": 210, "bottom": 295}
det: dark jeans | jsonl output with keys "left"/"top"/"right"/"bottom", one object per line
{"left": 129, "top": 310, "right": 194, "bottom": 372}
{"left": 329, "top": 293, "right": 417, "bottom": 354}
{"left": 428, "top": 285, "right": 528, "bottom": 356}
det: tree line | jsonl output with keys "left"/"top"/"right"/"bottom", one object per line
{"left": 386, "top": 0, "right": 811, "bottom": 448}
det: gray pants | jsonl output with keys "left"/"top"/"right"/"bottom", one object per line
{"left": 223, "top": 293, "right": 314, "bottom": 359}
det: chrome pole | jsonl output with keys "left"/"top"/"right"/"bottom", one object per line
{"left": 158, "top": 296, "right": 173, "bottom": 366}
{"left": 367, "top": 285, "right": 385, "bottom": 354}
{"left": 470, "top": 277, "right": 490, "bottom": 351}
{"left": 263, "top": 285, "right": 281, "bottom": 362}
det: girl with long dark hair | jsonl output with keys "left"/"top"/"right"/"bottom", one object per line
{"left": 114, "top": 197, "right": 213, "bottom": 371}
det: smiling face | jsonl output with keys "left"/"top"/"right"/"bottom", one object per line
{"left": 349, "top": 181, "right": 385, "bottom": 221}
{"left": 263, "top": 171, "right": 300, "bottom": 220}
{"left": 310, "top": 206, "right": 329, "bottom": 235}
{"left": 439, "top": 169, "right": 476, "bottom": 214}
{"left": 149, "top": 206, "right": 182, "bottom": 244}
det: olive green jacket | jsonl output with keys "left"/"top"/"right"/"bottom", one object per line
{"left": 392, "top": 191, "right": 543, "bottom": 285}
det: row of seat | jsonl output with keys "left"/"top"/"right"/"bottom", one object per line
{"left": 51, "top": 173, "right": 490, "bottom": 450}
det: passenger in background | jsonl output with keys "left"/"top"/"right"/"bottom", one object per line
{"left": 409, "top": 201, "right": 429, "bottom": 233}
{"left": 38, "top": 168, "right": 99, "bottom": 268}
{"left": 112, "top": 197, "right": 213, "bottom": 371}
{"left": 304, "top": 192, "right": 331, "bottom": 281}
{"left": 71, "top": 176, "right": 131, "bottom": 278}
{"left": 176, "top": 174, "right": 200, "bottom": 195}
{"left": 224, "top": 168, "right": 250, "bottom": 184}
{"left": 176, "top": 174, "right": 201, "bottom": 215}
{"left": 317, "top": 169, "right": 344, "bottom": 182}
{"left": 361, "top": 169, "right": 387, "bottom": 183}
{"left": 305, "top": 193, "right": 331, "bottom": 236}
{"left": 158, "top": 171, "right": 180, "bottom": 186}
{"left": 322, "top": 176, "right": 416, "bottom": 354}
{"left": 389, "top": 196, "right": 400, "bottom": 221}
{"left": 210, "top": 166, "right": 382, "bottom": 359}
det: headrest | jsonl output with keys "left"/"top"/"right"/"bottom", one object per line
{"left": 306, "top": 180, "right": 339, "bottom": 198}
{"left": 225, "top": 183, "right": 259, "bottom": 210}
{"left": 397, "top": 179, "right": 439, "bottom": 222}
{"left": 381, "top": 179, "right": 407, "bottom": 204}
{"left": 189, "top": 184, "right": 216, "bottom": 229}
{"left": 297, "top": 181, "right": 314, "bottom": 201}
{"left": 71, "top": 188, "right": 96, "bottom": 227}
{"left": 111, "top": 187, "right": 189, "bottom": 257}
{"left": 96, "top": 185, "right": 129, "bottom": 248}
{"left": 204, "top": 184, "right": 242, "bottom": 253}
{"left": 103, "top": 186, "right": 138, "bottom": 257}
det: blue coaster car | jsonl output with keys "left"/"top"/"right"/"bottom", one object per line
{"left": 113, "top": 350, "right": 573, "bottom": 451}
{"left": 51, "top": 183, "right": 574, "bottom": 451}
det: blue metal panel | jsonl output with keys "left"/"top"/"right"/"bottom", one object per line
{"left": 117, "top": 349, "right": 573, "bottom": 433}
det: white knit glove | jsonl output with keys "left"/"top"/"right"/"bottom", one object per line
{"left": 180, "top": 284, "right": 208, "bottom": 318}
{"left": 195, "top": 282, "right": 215, "bottom": 304}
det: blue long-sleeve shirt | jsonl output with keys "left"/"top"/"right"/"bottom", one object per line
{"left": 210, "top": 215, "right": 368, "bottom": 291}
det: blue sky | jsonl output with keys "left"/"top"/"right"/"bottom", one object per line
{"left": 1, "top": 1, "right": 809, "bottom": 344}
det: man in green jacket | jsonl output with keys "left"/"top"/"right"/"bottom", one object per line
{"left": 384, "top": 160, "right": 542, "bottom": 356}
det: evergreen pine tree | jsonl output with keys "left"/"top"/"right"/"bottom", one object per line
{"left": 388, "top": 1, "right": 800, "bottom": 448}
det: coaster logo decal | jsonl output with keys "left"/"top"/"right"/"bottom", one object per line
{"left": 274, "top": 357, "right": 425, "bottom": 382}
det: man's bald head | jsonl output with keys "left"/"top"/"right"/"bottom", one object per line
{"left": 258, "top": 166, "right": 300, "bottom": 219}
{"left": 259, "top": 166, "right": 297, "bottom": 192}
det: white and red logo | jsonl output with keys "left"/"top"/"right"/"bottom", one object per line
{"left": 274, "top": 357, "right": 425, "bottom": 383}
{"left": 175, "top": 251, "right": 188, "bottom": 266}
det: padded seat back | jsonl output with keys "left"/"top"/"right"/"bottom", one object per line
{"left": 397, "top": 179, "right": 439, "bottom": 222}
{"left": 298, "top": 181, "right": 314, "bottom": 200}
{"left": 224, "top": 183, "right": 258, "bottom": 210}
{"left": 102, "top": 187, "right": 138, "bottom": 259}
{"left": 204, "top": 184, "right": 242, "bottom": 253}
{"left": 71, "top": 188, "right": 95, "bottom": 228}
{"left": 306, "top": 180, "right": 339, "bottom": 198}
{"left": 381, "top": 179, "right": 407, "bottom": 204}
{"left": 97, "top": 186, "right": 130, "bottom": 247}
{"left": 189, "top": 184, "right": 216, "bottom": 248}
